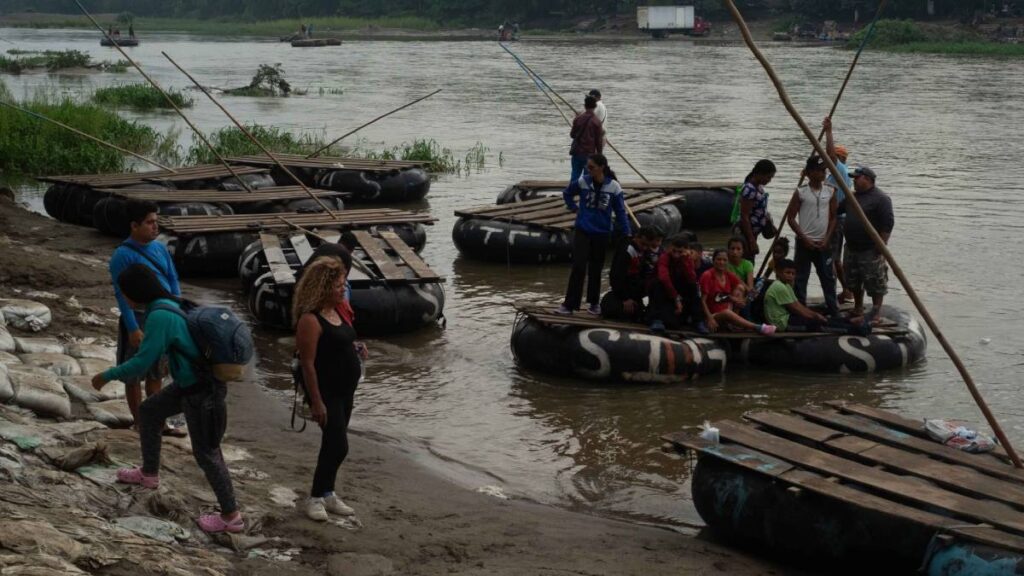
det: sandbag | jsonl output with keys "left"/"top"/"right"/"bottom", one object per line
{"left": 18, "top": 353, "right": 81, "bottom": 377}
{"left": 0, "top": 351, "right": 21, "bottom": 366}
{"left": 0, "top": 328, "right": 14, "bottom": 353}
{"left": 75, "top": 357, "right": 111, "bottom": 376}
{"left": 87, "top": 399, "right": 134, "bottom": 428}
{"left": 0, "top": 299, "right": 52, "bottom": 332}
{"left": 62, "top": 376, "right": 125, "bottom": 404}
{"left": 7, "top": 365, "right": 72, "bottom": 419}
{"left": 65, "top": 343, "right": 116, "bottom": 363}
{"left": 0, "top": 363, "right": 13, "bottom": 403}
{"left": 14, "top": 337, "right": 65, "bottom": 355}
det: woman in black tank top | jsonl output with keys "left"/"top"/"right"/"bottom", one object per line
{"left": 293, "top": 253, "right": 366, "bottom": 522}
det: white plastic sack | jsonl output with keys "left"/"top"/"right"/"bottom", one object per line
{"left": 0, "top": 363, "right": 12, "bottom": 403}
{"left": 0, "top": 351, "right": 20, "bottom": 366}
{"left": 0, "top": 327, "right": 13, "bottom": 353}
{"left": 14, "top": 337, "right": 64, "bottom": 355}
{"left": 75, "top": 358, "right": 111, "bottom": 377}
{"left": 925, "top": 419, "right": 997, "bottom": 453}
{"left": 62, "top": 376, "right": 125, "bottom": 404}
{"left": 64, "top": 343, "right": 116, "bottom": 363}
{"left": 87, "top": 399, "right": 134, "bottom": 428}
{"left": 0, "top": 299, "right": 52, "bottom": 332}
{"left": 18, "top": 353, "right": 82, "bottom": 377}
{"left": 6, "top": 365, "right": 72, "bottom": 419}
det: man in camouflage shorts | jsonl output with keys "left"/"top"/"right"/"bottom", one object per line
{"left": 841, "top": 166, "right": 894, "bottom": 321}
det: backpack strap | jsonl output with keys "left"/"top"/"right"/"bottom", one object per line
{"left": 149, "top": 301, "right": 201, "bottom": 365}
{"left": 120, "top": 242, "right": 171, "bottom": 283}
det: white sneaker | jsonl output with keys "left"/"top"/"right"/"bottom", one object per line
{"left": 305, "top": 497, "right": 329, "bottom": 522}
{"left": 323, "top": 493, "right": 355, "bottom": 516}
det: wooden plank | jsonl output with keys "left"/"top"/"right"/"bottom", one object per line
{"left": 827, "top": 401, "right": 1012, "bottom": 463}
{"left": 659, "top": 433, "right": 794, "bottom": 478}
{"left": 158, "top": 209, "right": 435, "bottom": 234}
{"left": 793, "top": 408, "right": 1024, "bottom": 485}
{"left": 378, "top": 231, "right": 440, "bottom": 281}
{"left": 351, "top": 230, "right": 404, "bottom": 281}
{"left": 716, "top": 420, "right": 1024, "bottom": 534}
{"left": 260, "top": 234, "right": 295, "bottom": 286}
{"left": 747, "top": 412, "right": 1024, "bottom": 509}
{"left": 290, "top": 234, "right": 314, "bottom": 266}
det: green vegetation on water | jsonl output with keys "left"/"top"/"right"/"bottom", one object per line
{"left": 224, "top": 64, "right": 292, "bottom": 97}
{"left": 849, "top": 19, "right": 1024, "bottom": 56}
{"left": 92, "top": 83, "right": 194, "bottom": 109}
{"left": 0, "top": 84, "right": 179, "bottom": 176}
{"left": 0, "top": 50, "right": 91, "bottom": 74}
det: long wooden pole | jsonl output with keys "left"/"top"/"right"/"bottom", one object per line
{"left": 73, "top": 0, "right": 256, "bottom": 194}
{"left": 499, "top": 44, "right": 641, "bottom": 229}
{"left": 307, "top": 89, "right": 443, "bottom": 158}
{"left": 500, "top": 43, "right": 651, "bottom": 186}
{"left": 754, "top": 0, "right": 889, "bottom": 280}
{"left": 723, "top": 0, "right": 1023, "bottom": 469}
{"left": 162, "top": 52, "right": 340, "bottom": 218}
{"left": 0, "top": 100, "right": 177, "bottom": 173}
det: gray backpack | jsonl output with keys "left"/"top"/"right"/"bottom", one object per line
{"left": 153, "top": 301, "right": 254, "bottom": 383}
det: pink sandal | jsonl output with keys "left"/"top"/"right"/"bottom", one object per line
{"left": 197, "top": 513, "right": 244, "bottom": 534}
{"left": 116, "top": 467, "right": 160, "bottom": 489}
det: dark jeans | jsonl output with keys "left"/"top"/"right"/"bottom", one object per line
{"left": 599, "top": 291, "right": 645, "bottom": 322}
{"left": 794, "top": 242, "right": 839, "bottom": 315}
{"left": 569, "top": 154, "right": 588, "bottom": 184}
{"left": 562, "top": 230, "right": 609, "bottom": 310}
{"left": 646, "top": 281, "right": 702, "bottom": 329}
{"left": 139, "top": 381, "right": 237, "bottom": 514}
{"left": 311, "top": 388, "right": 356, "bottom": 497}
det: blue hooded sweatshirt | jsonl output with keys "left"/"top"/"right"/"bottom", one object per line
{"left": 563, "top": 174, "right": 632, "bottom": 237}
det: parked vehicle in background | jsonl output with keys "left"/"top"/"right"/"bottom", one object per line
{"left": 637, "top": 5, "right": 711, "bottom": 38}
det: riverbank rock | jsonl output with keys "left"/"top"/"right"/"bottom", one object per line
{"left": 0, "top": 298, "right": 52, "bottom": 332}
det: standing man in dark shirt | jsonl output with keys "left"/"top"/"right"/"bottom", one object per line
{"left": 842, "top": 166, "right": 894, "bottom": 321}
{"left": 568, "top": 96, "right": 604, "bottom": 185}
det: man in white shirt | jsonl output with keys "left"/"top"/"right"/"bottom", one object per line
{"left": 589, "top": 89, "right": 607, "bottom": 130}
{"left": 786, "top": 155, "right": 838, "bottom": 316}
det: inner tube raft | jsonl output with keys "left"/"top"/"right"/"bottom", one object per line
{"left": 497, "top": 183, "right": 736, "bottom": 229}
{"left": 93, "top": 198, "right": 235, "bottom": 238}
{"left": 452, "top": 203, "right": 683, "bottom": 264}
{"left": 314, "top": 167, "right": 430, "bottom": 203}
{"left": 510, "top": 314, "right": 727, "bottom": 383}
{"left": 732, "top": 306, "right": 926, "bottom": 373}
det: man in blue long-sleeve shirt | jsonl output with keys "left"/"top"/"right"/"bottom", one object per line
{"left": 109, "top": 200, "right": 182, "bottom": 431}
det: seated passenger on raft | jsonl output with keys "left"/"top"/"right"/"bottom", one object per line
{"left": 647, "top": 234, "right": 703, "bottom": 333}
{"left": 763, "top": 259, "right": 869, "bottom": 334}
{"left": 600, "top": 226, "right": 663, "bottom": 322}
{"left": 699, "top": 249, "right": 776, "bottom": 335}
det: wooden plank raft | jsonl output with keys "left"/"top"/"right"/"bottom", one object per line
{"left": 158, "top": 208, "right": 436, "bottom": 235}
{"left": 514, "top": 302, "right": 907, "bottom": 341}
{"left": 455, "top": 191, "right": 683, "bottom": 232}
{"left": 96, "top": 186, "right": 346, "bottom": 203}
{"left": 228, "top": 153, "right": 430, "bottom": 172}
{"left": 259, "top": 229, "right": 443, "bottom": 287}
{"left": 37, "top": 164, "right": 269, "bottom": 187}
{"left": 513, "top": 179, "right": 742, "bottom": 191}
{"left": 662, "top": 403, "right": 1024, "bottom": 554}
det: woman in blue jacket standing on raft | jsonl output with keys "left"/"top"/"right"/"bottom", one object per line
{"left": 555, "top": 153, "right": 632, "bottom": 315}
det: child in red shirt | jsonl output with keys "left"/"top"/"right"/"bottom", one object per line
{"left": 700, "top": 249, "right": 776, "bottom": 334}
{"left": 647, "top": 235, "right": 702, "bottom": 332}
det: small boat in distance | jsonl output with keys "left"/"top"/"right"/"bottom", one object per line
{"left": 100, "top": 36, "right": 139, "bottom": 47}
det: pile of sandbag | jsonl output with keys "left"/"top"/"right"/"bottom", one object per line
{"left": 0, "top": 298, "right": 52, "bottom": 332}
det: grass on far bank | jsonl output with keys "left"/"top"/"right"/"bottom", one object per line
{"left": 0, "top": 83, "right": 179, "bottom": 175}
{"left": 0, "top": 49, "right": 129, "bottom": 74}
{"left": 848, "top": 19, "right": 1024, "bottom": 56}
{"left": 92, "top": 83, "right": 194, "bottom": 110}
{"left": 0, "top": 14, "right": 438, "bottom": 36}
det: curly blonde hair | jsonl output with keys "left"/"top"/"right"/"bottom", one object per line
{"left": 292, "top": 257, "right": 346, "bottom": 325}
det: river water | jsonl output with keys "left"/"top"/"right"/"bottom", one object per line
{"left": 4, "top": 27, "right": 1024, "bottom": 529}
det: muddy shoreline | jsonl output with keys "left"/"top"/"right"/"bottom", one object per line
{"left": 0, "top": 196, "right": 801, "bottom": 574}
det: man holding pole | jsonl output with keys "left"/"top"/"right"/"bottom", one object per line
{"left": 568, "top": 96, "right": 604, "bottom": 185}
{"left": 842, "top": 166, "right": 893, "bottom": 321}
{"left": 824, "top": 116, "right": 854, "bottom": 303}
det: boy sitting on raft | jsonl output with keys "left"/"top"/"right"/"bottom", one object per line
{"left": 765, "top": 259, "right": 868, "bottom": 334}
{"left": 601, "top": 227, "right": 663, "bottom": 322}
{"left": 647, "top": 234, "right": 703, "bottom": 333}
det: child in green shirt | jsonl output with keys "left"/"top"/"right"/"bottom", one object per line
{"left": 727, "top": 236, "right": 754, "bottom": 290}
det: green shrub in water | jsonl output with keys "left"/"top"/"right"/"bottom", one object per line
{"left": 185, "top": 124, "right": 331, "bottom": 164}
{"left": 93, "top": 83, "right": 194, "bottom": 110}
{"left": 0, "top": 88, "right": 178, "bottom": 175}
{"left": 847, "top": 19, "right": 927, "bottom": 48}
{"left": 0, "top": 50, "right": 95, "bottom": 74}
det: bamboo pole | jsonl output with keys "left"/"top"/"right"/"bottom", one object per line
{"left": 73, "top": 0, "right": 256, "bottom": 193}
{"left": 275, "top": 216, "right": 382, "bottom": 282}
{"left": 0, "top": 100, "right": 178, "bottom": 173}
{"left": 499, "top": 43, "right": 651, "bottom": 186}
{"left": 499, "top": 43, "right": 642, "bottom": 229}
{"left": 754, "top": 0, "right": 890, "bottom": 280}
{"left": 307, "top": 89, "right": 443, "bottom": 158}
{"left": 723, "top": 0, "right": 1023, "bottom": 469}
{"left": 162, "top": 52, "right": 340, "bottom": 218}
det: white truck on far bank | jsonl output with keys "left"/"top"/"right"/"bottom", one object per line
{"left": 637, "top": 5, "right": 711, "bottom": 38}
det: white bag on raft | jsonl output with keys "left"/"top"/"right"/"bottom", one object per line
{"left": 0, "top": 299, "right": 52, "bottom": 332}
{"left": 18, "top": 353, "right": 82, "bottom": 377}
{"left": 14, "top": 337, "right": 65, "bottom": 355}
{"left": 6, "top": 365, "right": 72, "bottom": 419}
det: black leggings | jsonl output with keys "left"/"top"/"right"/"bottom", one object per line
{"left": 562, "top": 230, "right": 610, "bottom": 310}
{"left": 311, "top": 389, "right": 356, "bottom": 497}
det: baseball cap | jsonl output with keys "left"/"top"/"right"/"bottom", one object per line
{"left": 851, "top": 165, "right": 876, "bottom": 181}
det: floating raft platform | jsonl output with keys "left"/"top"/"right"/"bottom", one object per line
{"left": 662, "top": 402, "right": 1024, "bottom": 573}
{"left": 511, "top": 303, "right": 924, "bottom": 378}
{"left": 457, "top": 191, "right": 683, "bottom": 232}
{"left": 95, "top": 186, "right": 346, "bottom": 203}
{"left": 37, "top": 165, "right": 270, "bottom": 188}
{"left": 158, "top": 208, "right": 435, "bottom": 234}
{"left": 227, "top": 154, "right": 429, "bottom": 172}
{"left": 244, "top": 229, "right": 445, "bottom": 335}
{"left": 100, "top": 37, "right": 139, "bottom": 47}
